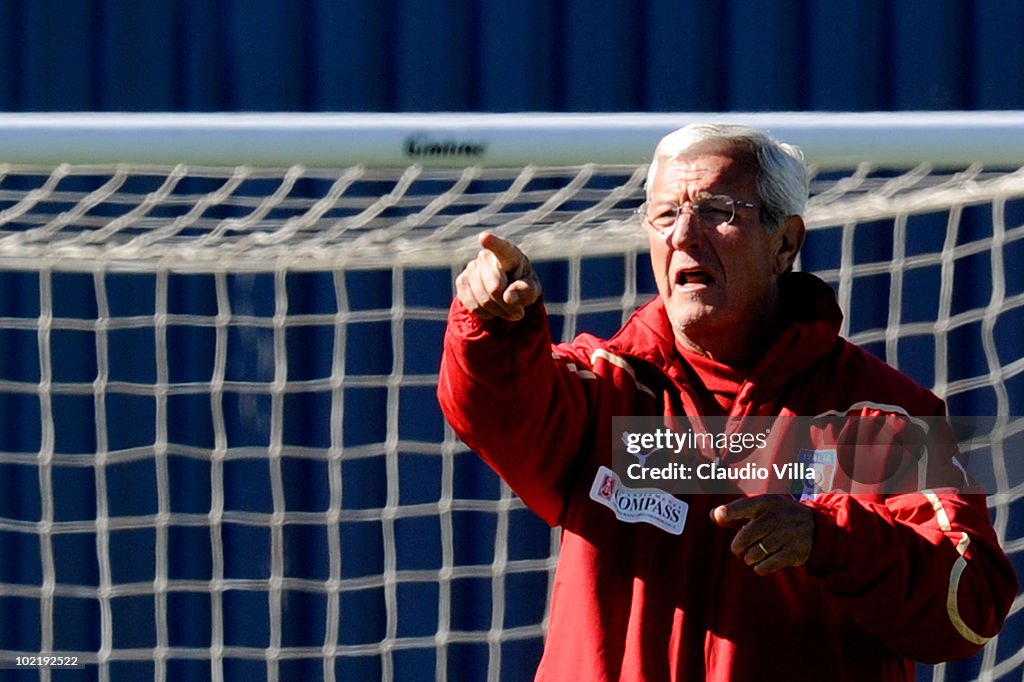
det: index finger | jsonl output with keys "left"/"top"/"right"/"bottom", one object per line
{"left": 478, "top": 231, "right": 525, "bottom": 273}
{"left": 711, "top": 495, "right": 781, "bottom": 526}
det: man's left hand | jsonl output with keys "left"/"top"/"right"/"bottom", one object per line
{"left": 711, "top": 495, "right": 815, "bottom": 576}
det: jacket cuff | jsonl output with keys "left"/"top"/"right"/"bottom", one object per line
{"left": 447, "top": 297, "right": 547, "bottom": 339}
{"left": 804, "top": 503, "right": 841, "bottom": 576}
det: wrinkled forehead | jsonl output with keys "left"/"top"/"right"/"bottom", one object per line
{"left": 650, "top": 141, "right": 760, "bottom": 200}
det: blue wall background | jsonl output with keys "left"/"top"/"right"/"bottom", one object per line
{"left": 0, "top": 1, "right": 1022, "bottom": 681}
{"left": 0, "top": 0, "right": 1022, "bottom": 113}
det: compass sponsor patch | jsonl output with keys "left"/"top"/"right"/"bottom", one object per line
{"left": 589, "top": 466, "right": 688, "bottom": 535}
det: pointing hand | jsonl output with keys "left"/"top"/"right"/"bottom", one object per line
{"left": 455, "top": 232, "right": 542, "bottom": 321}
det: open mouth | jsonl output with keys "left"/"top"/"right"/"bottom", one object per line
{"left": 675, "top": 268, "right": 715, "bottom": 288}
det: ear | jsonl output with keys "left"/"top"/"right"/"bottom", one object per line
{"left": 772, "top": 215, "right": 805, "bottom": 274}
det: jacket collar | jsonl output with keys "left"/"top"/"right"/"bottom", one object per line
{"left": 607, "top": 272, "right": 843, "bottom": 396}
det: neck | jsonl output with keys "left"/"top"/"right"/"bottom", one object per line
{"left": 671, "top": 296, "right": 783, "bottom": 372}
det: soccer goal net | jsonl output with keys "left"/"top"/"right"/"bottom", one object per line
{"left": 0, "top": 112, "right": 1020, "bottom": 682}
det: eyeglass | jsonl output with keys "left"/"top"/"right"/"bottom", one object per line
{"left": 636, "top": 193, "right": 758, "bottom": 234}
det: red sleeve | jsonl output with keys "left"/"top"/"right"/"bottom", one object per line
{"left": 436, "top": 298, "right": 593, "bottom": 526}
{"left": 805, "top": 491, "right": 1017, "bottom": 662}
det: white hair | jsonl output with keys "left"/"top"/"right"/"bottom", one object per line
{"left": 646, "top": 123, "right": 809, "bottom": 232}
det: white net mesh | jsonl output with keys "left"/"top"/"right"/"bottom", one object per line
{"left": 0, "top": 159, "right": 1020, "bottom": 681}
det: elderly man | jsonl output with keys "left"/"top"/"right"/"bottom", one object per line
{"left": 437, "top": 124, "right": 1016, "bottom": 680}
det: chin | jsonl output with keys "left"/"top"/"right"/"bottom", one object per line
{"left": 666, "top": 292, "right": 717, "bottom": 319}
{"left": 666, "top": 306, "right": 716, "bottom": 334}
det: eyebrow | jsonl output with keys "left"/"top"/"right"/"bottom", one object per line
{"left": 648, "top": 191, "right": 725, "bottom": 204}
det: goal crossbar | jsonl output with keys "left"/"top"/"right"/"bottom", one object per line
{"left": 2, "top": 111, "right": 1024, "bottom": 169}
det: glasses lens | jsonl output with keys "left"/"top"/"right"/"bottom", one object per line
{"left": 693, "top": 197, "right": 736, "bottom": 225}
{"left": 641, "top": 197, "right": 739, "bottom": 234}
{"left": 646, "top": 205, "right": 679, "bottom": 231}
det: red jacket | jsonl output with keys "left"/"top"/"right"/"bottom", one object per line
{"left": 438, "top": 272, "right": 1016, "bottom": 681}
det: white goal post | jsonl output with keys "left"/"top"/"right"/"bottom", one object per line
{"left": 0, "top": 112, "right": 1020, "bottom": 682}
{"left": 4, "top": 111, "right": 1024, "bottom": 168}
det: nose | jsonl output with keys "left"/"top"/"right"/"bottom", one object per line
{"left": 666, "top": 208, "right": 703, "bottom": 251}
